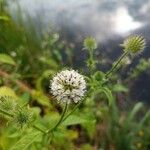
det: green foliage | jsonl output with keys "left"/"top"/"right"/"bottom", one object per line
{"left": 0, "top": 54, "right": 16, "bottom": 65}
{"left": 10, "top": 129, "right": 42, "bottom": 150}
{"left": 130, "top": 58, "right": 150, "bottom": 78}
{"left": 0, "top": 15, "right": 9, "bottom": 21}
{"left": 106, "top": 101, "right": 150, "bottom": 150}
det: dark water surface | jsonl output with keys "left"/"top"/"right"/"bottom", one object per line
{"left": 9, "top": 0, "right": 150, "bottom": 40}
{"left": 8, "top": 0, "right": 150, "bottom": 104}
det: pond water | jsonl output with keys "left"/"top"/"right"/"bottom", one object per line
{"left": 9, "top": 0, "right": 150, "bottom": 41}
{"left": 8, "top": 0, "right": 150, "bottom": 104}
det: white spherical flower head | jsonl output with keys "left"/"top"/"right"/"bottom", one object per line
{"left": 50, "top": 70, "right": 86, "bottom": 104}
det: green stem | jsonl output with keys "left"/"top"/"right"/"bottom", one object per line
{"left": 33, "top": 125, "right": 46, "bottom": 134}
{"left": 88, "top": 48, "right": 96, "bottom": 72}
{"left": 47, "top": 102, "right": 68, "bottom": 134}
{"left": 62, "top": 100, "right": 83, "bottom": 122}
{"left": 0, "top": 108, "right": 46, "bottom": 134}
{"left": 105, "top": 51, "right": 128, "bottom": 78}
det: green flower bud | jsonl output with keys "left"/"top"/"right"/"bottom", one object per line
{"left": 83, "top": 37, "right": 97, "bottom": 50}
{"left": 121, "top": 35, "right": 146, "bottom": 54}
{"left": 13, "top": 107, "right": 34, "bottom": 127}
{"left": 0, "top": 96, "right": 16, "bottom": 112}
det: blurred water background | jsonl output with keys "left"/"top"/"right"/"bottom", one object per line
{"left": 5, "top": 0, "right": 150, "bottom": 104}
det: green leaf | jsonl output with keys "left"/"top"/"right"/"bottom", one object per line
{"left": 93, "top": 71, "right": 105, "bottom": 81}
{"left": 126, "top": 102, "right": 143, "bottom": 123}
{"left": 36, "top": 70, "right": 55, "bottom": 91}
{"left": 62, "top": 115, "right": 93, "bottom": 126}
{"left": 0, "top": 16, "right": 9, "bottom": 21}
{"left": 20, "top": 92, "right": 30, "bottom": 105}
{"left": 39, "top": 56, "right": 58, "bottom": 69}
{"left": 124, "top": 102, "right": 143, "bottom": 130}
{"left": 138, "top": 110, "right": 150, "bottom": 129}
{"left": 0, "top": 54, "right": 16, "bottom": 65}
{"left": 10, "top": 130, "right": 42, "bottom": 150}
{"left": 113, "top": 84, "right": 128, "bottom": 92}
{"left": 7, "top": 132, "right": 20, "bottom": 138}
{"left": 101, "top": 87, "right": 114, "bottom": 106}
{"left": 32, "top": 90, "right": 51, "bottom": 107}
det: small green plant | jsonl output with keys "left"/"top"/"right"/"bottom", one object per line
{"left": 0, "top": 34, "right": 149, "bottom": 150}
{"left": 83, "top": 37, "right": 97, "bottom": 71}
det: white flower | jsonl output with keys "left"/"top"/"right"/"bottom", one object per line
{"left": 50, "top": 70, "right": 86, "bottom": 104}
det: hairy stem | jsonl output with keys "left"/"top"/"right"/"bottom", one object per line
{"left": 62, "top": 100, "right": 83, "bottom": 122}
{"left": 47, "top": 102, "right": 68, "bottom": 134}
{"left": 33, "top": 125, "right": 46, "bottom": 134}
{"left": 0, "top": 107, "right": 45, "bottom": 134}
{"left": 105, "top": 51, "right": 128, "bottom": 78}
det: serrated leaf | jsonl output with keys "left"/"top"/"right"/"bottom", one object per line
{"left": 0, "top": 54, "right": 16, "bottom": 65}
{"left": 10, "top": 130, "right": 42, "bottom": 150}
{"left": 62, "top": 115, "right": 92, "bottom": 126}
{"left": 101, "top": 87, "right": 114, "bottom": 106}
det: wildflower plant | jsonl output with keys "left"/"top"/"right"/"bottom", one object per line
{"left": 84, "top": 37, "right": 97, "bottom": 71}
{"left": 121, "top": 35, "right": 146, "bottom": 54}
{"left": 0, "top": 34, "right": 149, "bottom": 150}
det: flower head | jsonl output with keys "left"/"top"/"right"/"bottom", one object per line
{"left": 0, "top": 96, "right": 16, "bottom": 112}
{"left": 13, "top": 107, "right": 34, "bottom": 127}
{"left": 50, "top": 70, "right": 86, "bottom": 104}
{"left": 83, "top": 37, "right": 97, "bottom": 50}
{"left": 121, "top": 35, "right": 146, "bottom": 54}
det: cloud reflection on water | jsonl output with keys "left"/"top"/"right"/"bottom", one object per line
{"left": 9, "top": 0, "right": 150, "bottom": 42}
{"left": 8, "top": 0, "right": 150, "bottom": 104}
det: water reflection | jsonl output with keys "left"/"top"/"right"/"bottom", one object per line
{"left": 9, "top": 0, "right": 150, "bottom": 42}
{"left": 8, "top": 0, "right": 150, "bottom": 103}
{"left": 112, "top": 7, "right": 142, "bottom": 34}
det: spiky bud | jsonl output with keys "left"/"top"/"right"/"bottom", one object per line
{"left": 13, "top": 107, "right": 34, "bottom": 127}
{"left": 121, "top": 35, "right": 146, "bottom": 54}
{"left": 83, "top": 37, "right": 97, "bottom": 50}
{"left": 0, "top": 96, "right": 16, "bottom": 113}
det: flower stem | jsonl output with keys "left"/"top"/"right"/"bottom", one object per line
{"left": 0, "top": 108, "right": 46, "bottom": 134}
{"left": 33, "top": 125, "right": 46, "bottom": 134}
{"left": 105, "top": 51, "right": 128, "bottom": 78}
{"left": 47, "top": 102, "right": 68, "bottom": 134}
{"left": 62, "top": 100, "right": 83, "bottom": 122}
